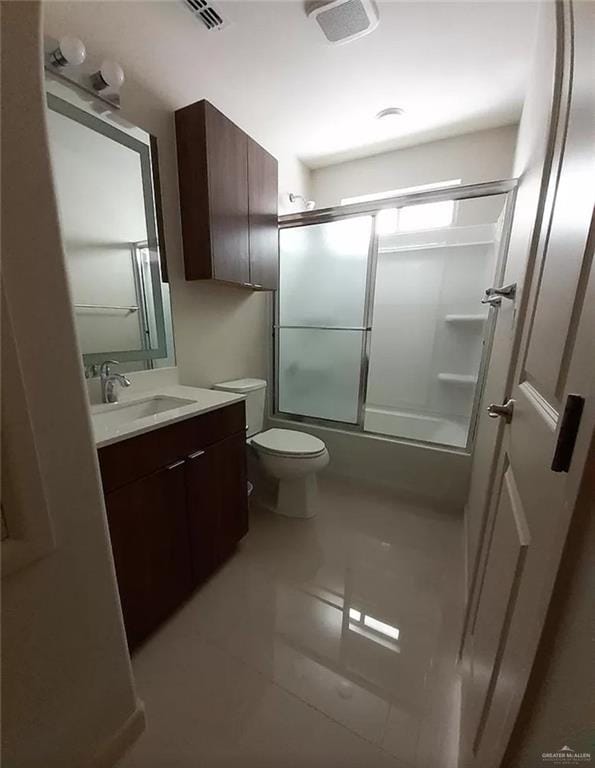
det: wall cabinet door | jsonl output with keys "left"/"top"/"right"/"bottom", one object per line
{"left": 176, "top": 100, "right": 250, "bottom": 284}
{"left": 176, "top": 100, "right": 278, "bottom": 289}
{"left": 248, "top": 137, "right": 279, "bottom": 290}
{"left": 105, "top": 460, "right": 192, "bottom": 650}
{"left": 205, "top": 103, "right": 250, "bottom": 284}
{"left": 186, "top": 432, "right": 248, "bottom": 586}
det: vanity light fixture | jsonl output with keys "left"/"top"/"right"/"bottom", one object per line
{"left": 48, "top": 36, "right": 86, "bottom": 68}
{"left": 90, "top": 60, "right": 125, "bottom": 93}
{"left": 45, "top": 35, "right": 122, "bottom": 110}
{"left": 375, "top": 107, "right": 405, "bottom": 121}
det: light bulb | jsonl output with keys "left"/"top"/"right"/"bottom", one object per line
{"left": 91, "top": 60, "right": 125, "bottom": 92}
{"left": 50, "top": 36, "right": 86, "bottom": 67}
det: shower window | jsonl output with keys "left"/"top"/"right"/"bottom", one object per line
{"left": 275, "top": 180, "right": 516, "bottom": 451}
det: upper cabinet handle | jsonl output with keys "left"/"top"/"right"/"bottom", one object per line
{"left": 188, "top": 449, "right": 205, "bottom": 460}
{"left": 167, "top": 459, "right": 185, "bottom": 470}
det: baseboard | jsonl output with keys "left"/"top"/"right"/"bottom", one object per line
{"left": 88, "top": 700, "right": 146, "bottom": 768}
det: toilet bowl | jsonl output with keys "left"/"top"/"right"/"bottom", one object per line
{"left": 249, "top": 428, "right": 329, "bottom": 518}
{"left": 211, "top": 378, "right": 329, "bottom": 519}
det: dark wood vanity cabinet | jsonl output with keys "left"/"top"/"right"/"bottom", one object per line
{"left": 175, "top": 99, "right": 278, "bottom": 290}
{"left": 99, "top": 402, "right": 248, "bottom": 650}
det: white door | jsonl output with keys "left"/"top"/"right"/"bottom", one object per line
{"left": 461, "top": 0, "right": 559, "bottom": 610}
{"left": 460, "top": 2, "right": 595, "bottom": 766}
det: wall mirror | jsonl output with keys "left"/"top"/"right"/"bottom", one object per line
{"left": 45, "top": 74, "right": 175, "bottom": 374}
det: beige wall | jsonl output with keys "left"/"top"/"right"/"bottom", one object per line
{"left": 2, "top": 3, "right": 141, "bottom": 765}
{"left": 311, "top": 125, "right": 518, "bottom": 209}
{"left": 42, "top": 0, "right": 312, "bottom": 390}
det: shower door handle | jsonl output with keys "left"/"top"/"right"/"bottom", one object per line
{"left": 487, "top": 399, "right": 514, "bottom": 423}
{"left": 481, "top": 283, "right": 517, "bottom": 307}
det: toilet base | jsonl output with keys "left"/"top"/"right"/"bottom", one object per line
{"left": 276, "top": 474, "right": 319, "bottom": 518}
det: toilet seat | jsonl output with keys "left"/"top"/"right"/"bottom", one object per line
{"left": 250, "top": 428, "right": 326, "bottom": 458}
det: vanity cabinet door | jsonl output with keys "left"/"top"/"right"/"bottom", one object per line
{"left": 185, "top": 447, "right": 218, "bottom": 585}
{"left": 185, "top": 432, "right": 249, "bottom": 586}
{"left": 215, "top": 431, "right": 249, "bottom": 557}
{"left": 248, "top": 137, "right": 279, "bottom": 290}
{"left": 105, "top": 460, "right": 192, "bottom": 650}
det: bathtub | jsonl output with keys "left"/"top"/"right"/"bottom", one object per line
{"left": 267, "top": 414, "right": 471, "bottom": 511}
{"left": 363, "top": 406, "right": 469, "bottom": 449}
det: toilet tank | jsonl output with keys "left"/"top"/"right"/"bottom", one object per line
{"left": 212, "top": 378, "right": 267, "bottom": 437}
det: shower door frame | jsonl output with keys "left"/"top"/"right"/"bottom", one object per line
{"left": 274, "top": 177, "right": 518, "bottom": 453}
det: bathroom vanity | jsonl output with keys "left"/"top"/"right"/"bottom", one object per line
{"left": 93, "top": 388, "right": 249, "bottom": 650}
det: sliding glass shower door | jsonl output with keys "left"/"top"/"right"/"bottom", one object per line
{"left": 276, "top": 180, "right": 517, "bottom": 450}
{"left": 277, "top": 216, "right": 373, "bottom": 423}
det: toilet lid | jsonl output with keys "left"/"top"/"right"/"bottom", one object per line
{"left": 251, "top": 429, "right": 326, "bottom": 457}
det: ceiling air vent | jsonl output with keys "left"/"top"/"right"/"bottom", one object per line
{"left": 182, "top": 0, "right": 228, "bottom": 31}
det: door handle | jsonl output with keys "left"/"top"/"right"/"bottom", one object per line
{"left": 188, "top": 449, "right": 205, "bottom": 460}
{"left": 481, "top": 283, "right": 517, "bottom": 307}
{"left": 487, "top": 399, "right": 514, "bottom": 423}
{"left": 167, "top": 459, "right": 185, "bottom": 470}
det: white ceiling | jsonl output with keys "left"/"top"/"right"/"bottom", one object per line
{"left": 44, "top": 0, "right": 539, "bottom": 169}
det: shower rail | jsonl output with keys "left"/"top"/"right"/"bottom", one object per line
{"left": 279, "top": 178, "right": 517, "bottom": 227}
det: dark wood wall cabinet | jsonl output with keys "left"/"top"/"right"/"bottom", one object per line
{"left": 175, "top": 100, "right": 279, "bottom": 290}
{"left": 98, "top": 402, "right": 248, "bottom": 651}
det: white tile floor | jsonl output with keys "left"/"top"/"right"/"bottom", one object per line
{"left": 121, "top": 475, "right": 464, "bottom": 768}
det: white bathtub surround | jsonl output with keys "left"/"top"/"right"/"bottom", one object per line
{"left": 364, "top": 220, "right": 501, "bottom": 449}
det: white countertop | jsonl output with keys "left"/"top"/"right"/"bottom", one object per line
{"left": 90, "top": 385, "right": 245, "bottom": 448}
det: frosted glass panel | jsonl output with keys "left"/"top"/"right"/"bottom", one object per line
{"left": 280, "top": 216, "right": 372, "bottom": 327}
{"left": 278, "top": 329, "right": 364, "bottom": 423}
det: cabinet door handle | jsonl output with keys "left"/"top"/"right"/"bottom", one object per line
{"left": 167, "top": 459, "right": 185, "bottom": 470}
{"left": 188, "top": 449, "right": 205, "bottom": 460}
{"left": 252, "top": 283, "right": 263, "bottom": 289}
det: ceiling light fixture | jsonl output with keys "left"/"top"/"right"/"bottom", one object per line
{"left": 376, "top": 107, "right": 405, "bottom": 120}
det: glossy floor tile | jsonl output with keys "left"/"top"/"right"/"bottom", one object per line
{"left": 121, "top": 475, "right": 464, "bottom": 768}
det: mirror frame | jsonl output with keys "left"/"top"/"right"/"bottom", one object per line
{"left": 46, "top": 91, "right": 170, "bottom": 366}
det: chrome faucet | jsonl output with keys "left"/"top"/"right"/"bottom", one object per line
{"left": 100, "top": 360, "right": 131, "bottom": 404}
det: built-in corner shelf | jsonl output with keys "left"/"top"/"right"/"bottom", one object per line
{"left": 438, "top": 373, "right": 478, "bottom": 385}
{"left": 445, "top": 314, "right": 487, "bottom": 324}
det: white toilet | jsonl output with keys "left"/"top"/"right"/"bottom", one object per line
{"left": 212, "top": 378, "right": 329, "bottom": 519}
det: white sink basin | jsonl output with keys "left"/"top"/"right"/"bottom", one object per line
{"left": 91, "top": 396, "right": 196, "bottom": 431}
